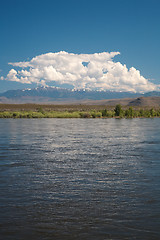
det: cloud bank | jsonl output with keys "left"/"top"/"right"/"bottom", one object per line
{"left": 5, "top": 51, "right": 159, "bottom": 93}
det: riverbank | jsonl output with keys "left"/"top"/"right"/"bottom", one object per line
{"left": 0, "top": 104, "right": 160, "bottom": 118}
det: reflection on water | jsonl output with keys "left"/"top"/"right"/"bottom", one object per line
{"left": 0, "top": 118, "right": 160, "bottom": 239}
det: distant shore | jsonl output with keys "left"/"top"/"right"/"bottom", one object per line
{"left": 0, "top": 104, "right": 160, "bottom": 118}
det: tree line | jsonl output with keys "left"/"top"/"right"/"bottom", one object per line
{"left": 0, "top": 104, "right": 160, "bottom": 118}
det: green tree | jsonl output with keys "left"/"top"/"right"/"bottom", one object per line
{"left": 125, "top": 107, "right": 134, "bottom": 118}
{"left": 114, "top": 104, "right": 123, "bottom": 117}
{"left": 139, "top": 109, "right": 144, "bottom": 117}
{"left": 150, "top": 108, "right": 156, "bottom": 117}
{"left": 38, "top": 107, "right": 45, "bottom": 114}
{"left": 102, "top": 109, "right": 108, "bottom": 117}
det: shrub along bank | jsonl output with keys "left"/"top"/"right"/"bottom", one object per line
{"left": 0, "top": 105, "right": 160, "bottom": 118}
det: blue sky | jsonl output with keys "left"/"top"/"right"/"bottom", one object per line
{"left": 0, "top": 0, "right": 160, "bottom": 92}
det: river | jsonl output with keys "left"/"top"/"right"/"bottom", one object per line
{"left": 0, "top": 118, "right": 160, "bottom": 239}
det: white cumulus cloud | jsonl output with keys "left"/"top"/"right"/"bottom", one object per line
{"left": 5, "top": 51, "right": 160, "bottom": 92}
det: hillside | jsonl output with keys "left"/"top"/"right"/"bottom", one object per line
{"left": 1, "top": 97, "right": 160, "bottom": 113}
{"left": 0, "top": 87, "right": 141, "bottom": 103}
{"left": 0, "top": 87, "right": 160, "bottom": 108}
{"left": 81, "top": 96, "right": 160, "bottom": 107}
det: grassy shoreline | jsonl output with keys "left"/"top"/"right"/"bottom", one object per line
{"left": 0, "top": 104, "right": 160, "bottom": 118}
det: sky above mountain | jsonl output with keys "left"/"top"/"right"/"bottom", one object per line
{"left": 0, "top": 0, "right": 160, "bottom": 92}
{"left": 6, "top": 51, "right": 159, "bottom": 93}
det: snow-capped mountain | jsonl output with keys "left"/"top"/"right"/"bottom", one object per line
{"left": 0, "top": 86, "right": 160, "bottom": 103}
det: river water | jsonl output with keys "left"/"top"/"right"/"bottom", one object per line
{"left": 0, "top": 118, "right": 160, "bottom": 239}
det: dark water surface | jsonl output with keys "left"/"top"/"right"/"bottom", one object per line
{"left": 0, "top": 118, "right": 160, "bottom": 239}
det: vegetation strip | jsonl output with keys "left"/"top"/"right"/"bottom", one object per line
{"left": 0, "top": 104, "right": 160, "bottom": 118}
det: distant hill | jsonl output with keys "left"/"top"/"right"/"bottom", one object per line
{"left": 128, "top": 96, "right": 160, "bottom": 107}
{"left": 143, "top": 91, "right": 160, "bottom": 97}
{"left": 80, "top": 96, "right": 160, "bottom": 107}
{"left": 0, "top": 86, "right": 141, "bottom": 103}
{"left": 0, "top": 87, "right": 160, "bottom": 106}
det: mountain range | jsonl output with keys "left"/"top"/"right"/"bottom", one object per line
{"left": 0, "top": 86, "right": 160, "bottom": 104}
